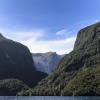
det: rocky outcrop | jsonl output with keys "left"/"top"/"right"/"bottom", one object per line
{"left": 0, "top": 34, "right": 47, "bottom": 87}
{"left": 32, "top": 52, "right": 64, "bottom": 74}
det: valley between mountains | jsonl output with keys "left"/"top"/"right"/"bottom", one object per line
{"left": 0, "top": 22, "right": 100, "bottom": 96}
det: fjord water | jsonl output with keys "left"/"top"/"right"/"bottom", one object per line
{"left": 0, "top": 96, "right": 100, "bottom": 100}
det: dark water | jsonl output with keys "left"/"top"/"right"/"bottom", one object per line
{"left": 0, "top": 96, "right": 99, "bottom": 100}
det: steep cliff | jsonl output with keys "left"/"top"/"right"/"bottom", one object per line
{"left": 0, "top": 34, "right": 47, "bottom": 88}
{"left": 27, "top": 22, "right": 100, "bottom": 96}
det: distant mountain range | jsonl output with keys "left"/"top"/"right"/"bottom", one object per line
{"left": 32, "top": 52, "right": 64, "bottom": 74}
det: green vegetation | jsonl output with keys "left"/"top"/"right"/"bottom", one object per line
{"left": 61, "top": 66, "right": 100, "bottom": 96}
{"left": 21, "top": 22, "right": 100, "bottom": 96}
{"left": 0, "top": 22, "right": 100, "bottom": 96}
{"left": 0, "top": 79, "right": 29, "bottom": 96}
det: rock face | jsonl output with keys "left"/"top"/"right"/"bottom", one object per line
{"left": 0, "top": 34, "right": 47, "bottom": 87}
{"left": 74, "top": 22, "right": 100, "bottom": 51}
{"left": 32, "top": 52, "right": 64, "bottom": 74}
{"left": 29, "top": 22, "right": 100, "bottom": 96}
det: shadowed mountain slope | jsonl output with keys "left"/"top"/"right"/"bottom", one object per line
{"left": 0, "top": 34, "right": 47, "bottom": 88}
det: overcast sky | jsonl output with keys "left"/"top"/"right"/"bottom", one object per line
{"left": 0, "top": 0, "right": 100, "bottom": 54}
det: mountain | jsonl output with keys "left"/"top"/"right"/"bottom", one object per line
{"left": 32, "top": 52, "right": 64, "bottom": 74}
{"left": 23, "top": 22, "right": 100, "bottom": 96}
{"left": 0, "top": 33, "right": 47, "bottom": 88}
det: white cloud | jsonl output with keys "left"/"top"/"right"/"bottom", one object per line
{"left": 21, "top": 36, "right": 76, "bottom": 55}
{"left": 0, "top": 28, "right": 76, "bottom": 55}
{"left": 0, "top": 19, "right": 99, "bottom": 55}
{"left": 56, "top": 29, "right": 73, "bottom": 36}
{"left": 0, "top": 28, "right": 45, "bottom": 41}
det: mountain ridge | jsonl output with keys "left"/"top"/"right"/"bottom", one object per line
{"left": 32, "top": 52, "right": 64, "bottom": 74}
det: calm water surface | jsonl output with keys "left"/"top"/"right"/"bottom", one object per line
{"left": 0, "top": 96, "right": 99, "bottom": 100}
